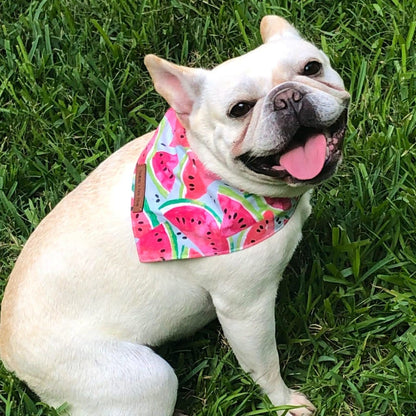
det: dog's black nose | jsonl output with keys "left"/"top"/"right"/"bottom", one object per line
{"left": 273, "top": 88, "right": 304, "bottom": 111}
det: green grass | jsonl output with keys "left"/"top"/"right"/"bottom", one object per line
{"left": 0, "top": 0, "right": 415, "bottom": 415}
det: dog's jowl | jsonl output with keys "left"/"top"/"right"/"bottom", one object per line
{"left": 0, "top": 16, "right": 349, "bottom": 416}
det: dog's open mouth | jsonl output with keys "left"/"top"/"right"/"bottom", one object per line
{"left": 239, "top": 109, "right": 348, "bottom": 184}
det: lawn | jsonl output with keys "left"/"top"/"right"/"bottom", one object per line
{"left": 0, "top": 0, "right": 415, "bottom": 415}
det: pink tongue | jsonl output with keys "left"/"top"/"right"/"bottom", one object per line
{"left": 278, "top": 134, "right": 327, "bottom": 180}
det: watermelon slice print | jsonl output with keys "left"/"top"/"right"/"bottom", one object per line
{"left": 243, "top": 210, "right": 275, "bottom": 249}
{"left": 180, "top": 152, "right": 211, "bottom": 199}
{"left": 133, "top": 212, "right": 152, "bottom": 238}
{"left": 151, "top": 151, "right": 178, "bottom": 193}
{"left": 169, "top": 124, "right": 188, "bottom": 148}
{"left": 163, "top": 203, "right": 229, "bottom": 256}
{"left": 137, "top": 223, "right": 175, "bottom": 262}
{"left": 218, "top": 193, "right": 257, "bottom": 237}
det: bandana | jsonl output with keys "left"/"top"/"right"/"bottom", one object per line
{"left": 131, "top": 108, "right": 298, "bottom": 262}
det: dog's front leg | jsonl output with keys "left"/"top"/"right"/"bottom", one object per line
{"left": 211, "top": 283, "right": 315, "bottom": 416}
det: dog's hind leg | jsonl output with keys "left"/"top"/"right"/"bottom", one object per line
{"left": 30, "top": 339, "right": 178, "bottom": 416}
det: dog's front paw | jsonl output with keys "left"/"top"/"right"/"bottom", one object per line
{"left": 284, "top": 390, "right": 316, "bottom": 416}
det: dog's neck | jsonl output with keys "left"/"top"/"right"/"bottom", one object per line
{"left": 131, "top": 108, "right": 298, "bottom": 262}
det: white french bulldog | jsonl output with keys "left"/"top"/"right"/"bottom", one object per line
{"left": 0, "top": 16, "right": 349, "bottom": 416}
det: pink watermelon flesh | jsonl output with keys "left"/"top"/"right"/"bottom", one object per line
{"left": 152, "top": 151, "right": 178, "bottom": 192}
{"left": 218, "top": 194, "right": 257, "bottom": 237}
{"left": 164, "top": 205, "right": 229, "bottom": 255}
{"left": 134, "top": 212, "right": 152, "bottom": 238}
{"left": 169, "top": 125, "right": 188, "bottom": 147}
{"left": 182, "top": 153, "right": 210, "bottom": 199}
{"left": 243, "top": 211, "right": 274, "bottom": 248}
{"left": 138, "top": 223, "right": 172, "bottom": 261}
{"left": 278, "top": 134, "right": 327, "bottom": 180}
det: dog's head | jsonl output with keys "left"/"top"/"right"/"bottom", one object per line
{"left": 145, "top": 16, "right": 350, "bottom": 197}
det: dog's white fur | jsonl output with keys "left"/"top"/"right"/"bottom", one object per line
{"left": 0, "top": 16, "right": 349, "bottom": 416}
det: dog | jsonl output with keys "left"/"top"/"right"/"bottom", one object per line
{"left": 0, "top": 16, "right": 349, "bottom": 416}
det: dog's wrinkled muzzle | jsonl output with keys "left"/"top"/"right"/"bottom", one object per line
{"left": 239, "top": 82, "right": 349, "bottom": 184}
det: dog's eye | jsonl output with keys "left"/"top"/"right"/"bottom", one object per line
{"left": 229, "top": 102, "right": 254, "bottom": 118}
{"left": 302, "top": 61, "right": 322, "bottom": 76}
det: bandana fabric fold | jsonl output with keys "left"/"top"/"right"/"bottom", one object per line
{"left": 131, "top": 108, "right": 298, "bottom": 262}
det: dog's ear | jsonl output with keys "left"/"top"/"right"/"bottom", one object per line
{"left": 144, "top": 55, "right": 208, "bottom": 127}
{"left": 260, "top": 16, "right": 301, "bottom": 43}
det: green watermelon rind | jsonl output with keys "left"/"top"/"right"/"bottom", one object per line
{"left": 235, "top": 227, "right": 249, "bottom": 249}
{"left": 159, "top": 198, "right": 222, "bottom": 225}
{"left": 178, "top": 150, "right": 190, "bottom": 198}
{"left": 217, "top": 185, "right": 263, "bottom": 221}
{"left": 255, "top": 197, "right": 290, "bottom": 216}
{"left": 179, "top": 245, "right": 202, "bottom": 259}
{"left": 163, "top": 221, "right": 179, "bottom": 260}
{"left": 179, "top": 245, "right": 189, "bottom": 258}
{"left": 143, "top": 199, "right": 161, "bottom": 228}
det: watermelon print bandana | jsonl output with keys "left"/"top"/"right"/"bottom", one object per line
{"left": 131, "top": 108, "right": 298, "bottom": 262}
